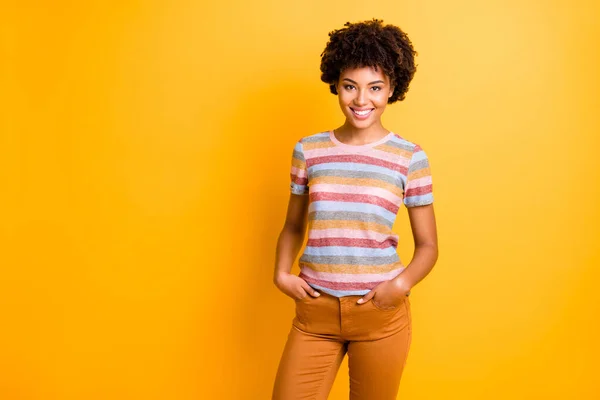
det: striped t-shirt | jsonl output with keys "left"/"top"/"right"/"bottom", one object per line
{"left": 289, "top": 130, "right": 434, "bottom": 298}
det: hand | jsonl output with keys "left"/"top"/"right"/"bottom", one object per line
{"left": 274, "top": 272, "right": 320, "bottom": 301}
{"left": 357, "top": 278, "right": 411, "bottom": 309}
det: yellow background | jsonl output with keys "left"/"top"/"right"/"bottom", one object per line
{"left": 2, "top": 1, "right": 599, "bottom": 399}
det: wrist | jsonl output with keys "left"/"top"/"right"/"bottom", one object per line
{"left": 393, "top": 274, "right": 413, "bottom": 293}
{"left": 273, "top": 271, "right": 291, "bottom": 286}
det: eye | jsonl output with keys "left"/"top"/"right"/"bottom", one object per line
{"left": 371, "top": 86, "right": 382, "bottom": 91}
{"left": 344, "top": 85, "right": 355, "bottom": 90}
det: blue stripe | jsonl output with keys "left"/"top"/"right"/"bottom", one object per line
{"left": 303, "top": 245, "right": 397, "bottom": 257}
{"left": 404, "top": 193, "right": 433, "bottom": 206}
{"left": 290, "top": 182, "right": 308, "bottom": 195}
{"left": 306, "top": 283, "right": 370, "bottom": 297}
{"left": 410, "top": 148, "right": 429, "bottom": 164}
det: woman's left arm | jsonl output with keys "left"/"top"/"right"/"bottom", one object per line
{"left": 392, "top": 203, "right": 439, "bottom": 293}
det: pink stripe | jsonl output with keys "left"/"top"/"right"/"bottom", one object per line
{"left": 307, "top": 237, "right": 398, "bottom": 248}
{"left": 300, "top": 272, "right": 402, "bottom": 290}
{"left": 308, "top": 228, "right": 399, "bottom": 243}
{"left": 291, "top": 175, "right": 307, "bottom": 185}
{"left": 406, "top": 184, "right": 432, "bottom": 197}
{"left": 310, "top": 183, "right": 402, "bottom": 204}
{"left": 307, "top": 154, "right": 407, "bottom": 174}
{"left": 301, "top": 266, "right": 405, "bottom": 283}
{"left": 290, "top": 165, "right": 307, "bottom": 178}
{"left": 406, "top": 176, "right": 432, "bottom": 188}
{"left": 310, "top": 191, "right": 398, "bottom": 213}
{"left": 305, "top": 146, "right": 408, "bottom": 166}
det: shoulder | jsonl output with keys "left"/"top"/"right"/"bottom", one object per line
{"left": 297, "top": 131, "right": 330, "bottom": 145}
{"left": 389, "top": 133, "right": 423, "bottom": 154}
{"left": 294, "top": 131, "right": 330, "bottom": 158}
{"left": 389, "top": 133, "right": 433, "bottom": 163}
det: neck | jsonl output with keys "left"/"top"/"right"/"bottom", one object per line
{"left": 335, "top": 121, "right": 390, "bottom": 144}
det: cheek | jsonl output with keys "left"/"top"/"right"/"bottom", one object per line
{"left": 375, "top": 94, "right": 390, "bottom": 108}
{"left": 338, "top": 92, "right": 351, "bottom": 104}
{"left": 338, "top": 96, "right": 351, "bottom": 110}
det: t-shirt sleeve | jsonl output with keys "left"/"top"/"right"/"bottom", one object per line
{"left": 290, "top": 140, "right": 309, "bottom": 195}
{"left": 403, "top": 144, "right": 434, "bottom": 207}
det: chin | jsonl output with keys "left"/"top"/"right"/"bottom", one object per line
{"left": 349, "top": 120, "right": 375, "bottom": 129}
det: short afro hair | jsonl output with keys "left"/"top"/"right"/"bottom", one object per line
{"left": 320, "top": 18, "right": 418, "bottom": 104}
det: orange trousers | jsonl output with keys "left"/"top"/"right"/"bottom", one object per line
{"left": 272, "top": 291, "right": 412, "bottom": 400}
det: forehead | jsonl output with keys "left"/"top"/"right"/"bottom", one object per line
{"left": 340, "top": 65, "right": 389, "bottom": 82}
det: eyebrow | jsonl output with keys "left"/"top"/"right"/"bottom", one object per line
{"left": 342, "top": 78, "right": 385, "bottom": 85}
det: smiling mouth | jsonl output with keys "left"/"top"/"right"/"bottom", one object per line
{"left": 350, "top": 107, "right": 374, "bottom": 117}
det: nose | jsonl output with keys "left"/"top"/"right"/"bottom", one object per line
{"left": 354, "top": 88, "right": 368, "bottom": 106}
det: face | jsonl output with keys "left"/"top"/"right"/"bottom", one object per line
{"left": 335, "top": 66, "right": 395, "bottom": 129}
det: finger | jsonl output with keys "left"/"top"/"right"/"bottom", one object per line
{"left": 357, "top": 291, "right": 375, "bottom": 304}
{"left": 303, "top": 284, "right": 320, "bottom": 297}
{"left": 294, "top": 288, "right": 305, "bottom": 299}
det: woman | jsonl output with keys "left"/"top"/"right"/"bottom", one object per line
{"left": 272, "top": 18, "right": 438, "bottom": 400}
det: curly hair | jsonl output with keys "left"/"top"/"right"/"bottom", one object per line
{"left": 320, "top": 18, "right": 418, "bottom": 104}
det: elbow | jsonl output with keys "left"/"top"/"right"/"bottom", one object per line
{"left": 416, "top": 242, "right": 438, "bottom": 261}
{"left": 283, "top": 220, "right": 306, "bottom": 236}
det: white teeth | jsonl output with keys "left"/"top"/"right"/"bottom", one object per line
{"left": 352, "top": 108, "right": 373, "bottom": 116}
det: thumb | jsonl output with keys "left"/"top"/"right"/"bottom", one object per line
{"left": 357, "top": 290, "right": 375, "bottom": 304}
{"left": 305, "top": 284, "right": 320, "bottom": 297}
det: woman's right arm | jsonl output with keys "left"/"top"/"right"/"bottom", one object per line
{"left": 273, "top": 193, "right": 319, "bottom": 299}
